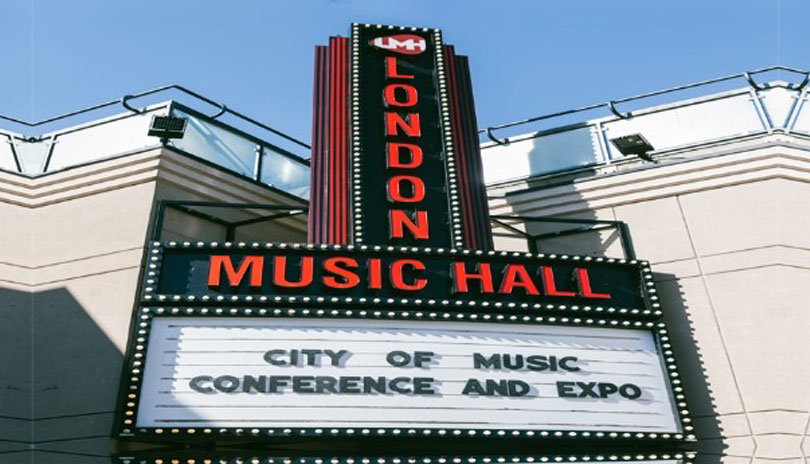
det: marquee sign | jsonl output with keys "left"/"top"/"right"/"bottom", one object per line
{"left": 114, "top": 22, "right": 695, "bottom": 455}
{"left": 142, "top": 242, "right": 659, "bottom": 317}
{"left": 134, "top": 317, "right": 682, "bottom": 435}
{"left": 118, "top": 308, "right": 690, "bottom": 442}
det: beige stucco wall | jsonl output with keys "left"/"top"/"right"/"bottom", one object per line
{"left": 0, "top": 148, "right": 306, "bottom": 463}
{"left": 490, "top": 135, "right": 810, "bottom": 462}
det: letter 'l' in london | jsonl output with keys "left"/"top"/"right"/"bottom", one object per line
{"left": 1, "top": 2, "right": 807, "bottom": 463}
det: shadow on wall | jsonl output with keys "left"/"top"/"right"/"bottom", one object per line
{"left": 491, "top": 133, "right": 626, "bottom": 259}
{"left": 655, "top": 273, "right": 725, "bottom": 463}
{"left": 0, "top": 287, "right": 124, "bottom": 463}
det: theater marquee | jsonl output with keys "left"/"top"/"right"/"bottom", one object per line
{"left": 114, "top": 22, "right": 695, "bottom": 453}
{"left": 135, "top": 317, "right": 682, "bottom": 434}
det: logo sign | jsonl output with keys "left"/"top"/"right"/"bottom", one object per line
{"left": 142, "top": 242, "right": 656, "bottom": 317}
{"left": 123, "top": 312, "right": 688, "bottom": 441}
{"left": 351, "top": 24, "right": 462, "bottom": 247}
{"left": 369, "top": 34, "right": 427, "bottom": 54}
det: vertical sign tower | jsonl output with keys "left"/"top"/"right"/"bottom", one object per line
{"left": 309, "top": 24, "right": 492, "bottom": 249}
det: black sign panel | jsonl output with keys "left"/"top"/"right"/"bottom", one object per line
{"left": 142, "top": 241, "right": 658, "bottom": 317}
{"left": 351, "top": 24, "right": 462, "bottom": 247}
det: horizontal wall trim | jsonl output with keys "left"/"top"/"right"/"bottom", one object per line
{"left": 0, "top": 148, "right": 308, "bottom": 212}
{"left": 490, "top": 140, "right": 810, "bottom": 217}
{"left": 648, "top": 246, "right": 810, "bottom": 281}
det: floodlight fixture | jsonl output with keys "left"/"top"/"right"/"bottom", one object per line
{"left": 610, "top": 134, "right": 655, "bottom": 162}
{"left": 148, "top": 115, "right": 187, "bottom": 140}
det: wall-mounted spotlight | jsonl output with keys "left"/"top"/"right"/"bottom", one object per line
{"left": 610, "top": 134, "right": 655, "bottom": 162}
{"left": 148, "top": 115, "right": 187, "bottom": 140}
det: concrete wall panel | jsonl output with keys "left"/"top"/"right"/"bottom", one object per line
{"left": 28, "top": 182, "right": 156, "bottom": 267}
{"left": 705, "top": 266, "right": 810, "bottom": 413}
{"left": 0, "top": 203, "right": 29, "bottom": 266}
{"left": 614, "top": 197, "right": 695, "bottom": 264}
{"left": 677, "top": 179, "right": 793, "bottom": 257}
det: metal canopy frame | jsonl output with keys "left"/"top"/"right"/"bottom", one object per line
{"left": 490, "top": 215, "right": 636, "bottom": 261}
{"left": 151, "top": 200, "right": 308, "bottom": 242}
{"left": 151, "top": 202, "right": 635, "bottom": 260}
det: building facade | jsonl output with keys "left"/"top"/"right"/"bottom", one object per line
{"left": 0, "top": 61, "right": 808, "bottom": 462}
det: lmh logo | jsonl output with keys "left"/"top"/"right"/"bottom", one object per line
{"left": 369, "top": 34, "right": 426, "bottom": 54}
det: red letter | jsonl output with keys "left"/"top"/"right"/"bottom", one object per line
{"left": 272, "top": 255, "right": 313, "bottom": 288}
{"left": 368, "top": 258, "right": 383, "bottom": 289}
{"left": 576, "top": 268, "right": 611, "bottom": 299}
{"left": 322, "top": 257, "right": 360, "bottom": 289}
{"left": 386, "top": 142, "right": 423, "bottom": 168}
{"left": 383, "top": 83, "right": 418, "bottom": 107}
{"left": 390, "top": 259, "right": 427, "bottom": 291}
{"left": 452, "top": 262, "right": 494, "bottom": 293}
{"left": 385, "top": 56, "right": 414, "bottom": 79}
{"left": 208, "top": 255, "right": 263, "bottom": 287}
{"left": 388, "top": 175, "right": 425, "bottom": 203}
{"left": 390, "top": 210, "right": 429, "bottom": 240}
{"left": 385, "top": 113, "right": 420, "bottom": 137}
{"left": 498, "top": 264, "right": 540, "bottom": 295}
{"left": 540, "top": 266, "right": 575, "bottom": 297}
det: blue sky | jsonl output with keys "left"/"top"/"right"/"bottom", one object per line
{"left": 0, "top": 0, "right": 805, "bottom": 153}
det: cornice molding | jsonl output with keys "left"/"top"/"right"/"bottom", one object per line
{"left": 490, "top": 137, "right": 810, "bottom": 217}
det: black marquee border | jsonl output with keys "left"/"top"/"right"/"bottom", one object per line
{"left": 114, "top": 303, "right": 695, "bottom": 443}
{"left": 140, "top": 241, "right": 662, "bottom": 318}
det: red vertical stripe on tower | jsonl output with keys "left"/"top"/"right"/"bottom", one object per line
{"left": 311, "top": 38, "right": 350, "bottom": 245}
{"left": 309, "top": 45, "right": 329, "bottom": 244}
{"left": 329, "top": 38, "right": 337, "bottom": 244}
{"left": 336, "top": 38, "right": 348, "bottom": 244}
{"left": 329, "top": 37, "right": 348, "bottom": 244}
{"left": 441, "top": 46, "right": 493, "bottom": 251}
{"left": 444, "top": 45, "right": 477, "bottom": 249}
{"left": 456, "top": 54, "right": 493, "bottom": 250}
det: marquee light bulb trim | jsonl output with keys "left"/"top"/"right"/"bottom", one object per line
{"left": 118, "top": 453, "right": 697, "bottom": 464}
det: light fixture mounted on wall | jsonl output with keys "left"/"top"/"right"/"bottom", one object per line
{"left": 148, "top": 115, "right": 187, "bottom": 141}
{"left": 610, "top": 134, "right": 655, "bottom": 162}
